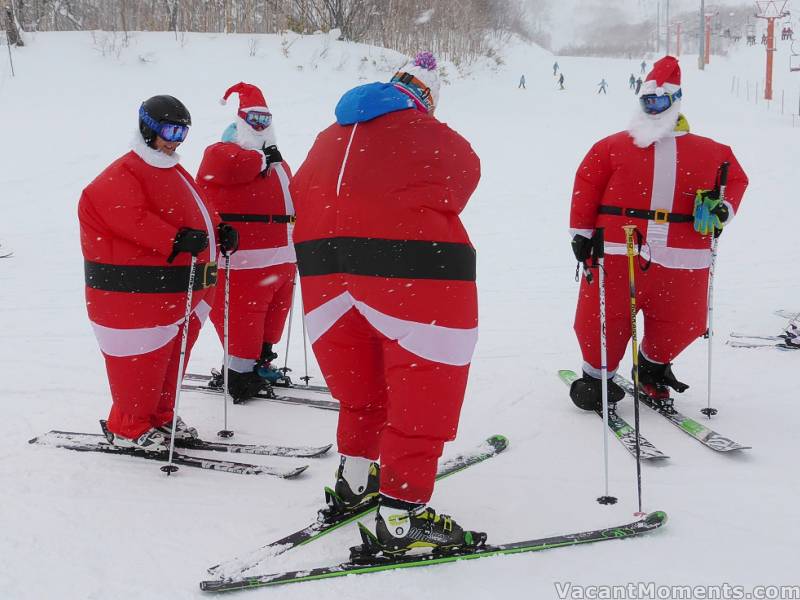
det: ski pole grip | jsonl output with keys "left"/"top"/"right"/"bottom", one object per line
{"left": 718, "top": 162, "right": 730, "bottom": 188}
{"left": 593, "top": 228, "right": 605, "bottom": 259}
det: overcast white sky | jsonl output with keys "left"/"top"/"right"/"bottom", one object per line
{"left": 545, "top": 0, "right": 759, "bottom": 50}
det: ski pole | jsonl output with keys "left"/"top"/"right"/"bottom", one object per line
{"left": 595, "top": 228, "right": 617, "bottom": 506}
{"left": 218, "top": 253, "right": 234, "bottom": 438}
{"left": 162, "top": 255, "right": 198, "bottom": 475}
{"left": 622, "top": 225, "right": 644, "bottom": 516}
{"left": 702, "top": 161, "right": 730, "bottom": 419}
{"left": 281, "top": 275, "right": 296, "bottom": 377}
{"left": 300, "top": 291, "right": 311, "bottom": 386}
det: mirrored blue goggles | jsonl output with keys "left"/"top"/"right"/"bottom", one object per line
{"left": 240, "top": 110, "right": 272, "bottom": 130}
{"left": 139, "top": 106, "right": 189, "bottom": 142}
{"left": 639, "top": 88, "right": 682, "bottom": 115}
{"left": 157, "top": 122, "right": 189, "bottom": 142}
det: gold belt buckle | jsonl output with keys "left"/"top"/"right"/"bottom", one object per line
{"left": 654, "top": 209, "right": 669, "bottom": 224}
{"left": 201, "top": 262, "right": 218, "bottom": 288}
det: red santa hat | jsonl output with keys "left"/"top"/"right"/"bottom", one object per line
{"left": 641, "top": 56, "right": 681, "bottom": 96}
{"left": 220, "top": 82, "right": 269, "bottom": 112}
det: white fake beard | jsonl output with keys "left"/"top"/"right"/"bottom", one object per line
{"left": 234, "top": 117, "right": 277, "bottom": 150}
{"left": 130, "top": 132, "right": 180, "bottom": 168}
{"left": 627, "top": 100, "right": 681, "bottom": 149}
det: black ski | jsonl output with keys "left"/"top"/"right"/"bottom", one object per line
{"left": 200, "top": 510, "right": 667, "bottom": 593}
{"left": 181, "top": 382, "right": 339, "bottom": 411}
{"left": 32, "top": 429, "right": 332, "bottom": 458}
{"left": 185, "top": 371, "right": 330, "bottom": 394}
{"left": 558, "top": 370, "right": 668, "bottom": 460}
{"left": 29, "top": 432, "right": 309, "bottom": 478}
{"left": 613, "top": 376, "right": 750, "bottom": 452}
{"left": 206, "top": 434, "right": 509, "bottom": 580}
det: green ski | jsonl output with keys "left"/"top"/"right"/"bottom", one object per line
{"left": 558, "top": 370, "right": 668, "bottom": 460}
{"left": 200, "top": 511, "right": 667, "bottom": 592}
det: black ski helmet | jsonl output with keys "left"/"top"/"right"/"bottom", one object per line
{"left": 138, "top": 95, "right": 192, "bottom": 147}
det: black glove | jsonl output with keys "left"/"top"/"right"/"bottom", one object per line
{"left": 167, "top": 228, "right": 208, "bottom": 263}
{"left": 218, "top": 223, "right": 239, "bottom": 256}
{"left": 711, "top": 200, "right": 729, "bottom": 223}
{"left": 571, "top": 234, "right": 593, "bottom": 262}
{"left": 261, "top": 144, "right": 283, "bottom": 170}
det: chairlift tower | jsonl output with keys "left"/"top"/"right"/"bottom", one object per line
{"left": 755, "top": 1, "right": 790, "bottom": 99}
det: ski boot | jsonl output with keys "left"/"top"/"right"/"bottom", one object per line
{"left": 636, "top": 352, "right": 688, "bottom": 402}
{"left": 782, "top": 324, "right": 800, "bottom": 348}
{"left": 226, "top": 368, "right": 273, "bottom": 403}
{"left": 156, "top": 416, "right": 199, "bottom": 441}
{"left": 353, "top": 496, "right": 486, "bottom": 559}
{"left": 255, "top": 343, "right": 292, "bottom": 386}
{"left": 569, "top": 371, "right": 625, "bottom": 412}
{"left": 101, "top": 420, "right": 168, "bottom": 453}
{"left": 321, "top": 456, "right": 380, "bottom": 521}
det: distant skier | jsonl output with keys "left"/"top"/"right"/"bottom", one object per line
{"left": 635, "top": 76, "right": 643, "bottom": 95}
{"left": 568, "top": 56, "right": 749, "bottom": 410}
{"left": 641, "top": 60, "right": 647, "bottom": 74}
{"left": 597, "top": 78, "right": 608, "bottom": 94}
{"left": 519, "top": 74, "right": 526, "bottom": 89}
{"left": 197, "top": 82, "right": 296, "bottom": 402}
{"left": 553, "top": 61, "right": 560, "bottom": 76}
{"left": 629, "top": 74, "right": 636, "bottom": 90}
{"left": 291, "top": 52, "right": 484, "bottom": 554}
{"left": 78, "top": 96, "right": 235, "bottom": 451}
{"left": 558, "top": 72, "right": 565, "bottom": 90}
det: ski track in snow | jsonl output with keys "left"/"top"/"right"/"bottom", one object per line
{"left": 1, "top": 31, "right": 798, "bottom": 599}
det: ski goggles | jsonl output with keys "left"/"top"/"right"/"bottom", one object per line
{"left": 639, "top": 88, "right": 682, "bottom": 115}
{"left": 391, "top": 71, "right": 434, "bottom": 109}
{"left": 239, "top": 109, "right": 272, "bottom": 130}
{"left": 139, "top": 106, "right": 190, "bottom": 142}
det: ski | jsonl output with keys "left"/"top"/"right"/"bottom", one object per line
{"left": 726, "top": 339, "right": 798, "bottom": 351}
{"left": 613, "top": 376, "right": 750, "bottom": 452}
{"left": 32, "top": 429, "right": 332, "bottom": 459}
{"left": 181, "top": 383, "right": 339, "bottom": 411}
{"left": 199, "top": 510, "right": 667, "bottom": 593}
{"left": 729, "top": 332, "right": 784, "bottom": 341}
{"left": 558, "top": 370, "right": 668, "bottom": 460}
{"left": 206, "top": 434, "right": 509, "bottom": 580}
{"left": 185, "top": 371, "right": 330, "bottom": 395}
{"left": 29, "top": 432, "right": 309, "bottom": 478}
{"left": 774, "top": 309, "right": 799, "bottom": 320}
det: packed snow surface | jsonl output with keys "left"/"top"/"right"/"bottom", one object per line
{"left": 1, "top": 32, "right": 798, "bottom": 599}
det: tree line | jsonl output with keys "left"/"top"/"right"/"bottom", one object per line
{"left": 4, "top": 0, "right": 539, "bottom": 64}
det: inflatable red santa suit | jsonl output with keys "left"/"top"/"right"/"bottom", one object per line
{"left": 291, "top": 52, "right": 485, "bottom": 552}
{"left": 79, "top": 96, "right": 235, "bottom": 451}
{"left": 197, "top": 82, "right": 295, "bottom": 401}
{"left": 568, "top": 56, "right": 748, "bottom": 410}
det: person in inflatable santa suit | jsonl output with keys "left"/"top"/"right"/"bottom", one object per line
{"left": 197, "top": 82, "right": 295, "bottom": 402}
{"left": 568, "top": 56, "right": 748, "bottom": 410}
{"left": 291, "top": 52, "right": 486, "bottom": 553}
{"left": 79, "top": 95, "right": 238, "bottom": 451}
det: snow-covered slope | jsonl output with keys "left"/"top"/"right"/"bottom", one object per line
{"left": 1, "top": 32, "right": 798, "bottom": 599}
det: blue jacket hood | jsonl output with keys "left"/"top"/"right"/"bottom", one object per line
{"left": 335, "top": 83, "right": 416, "bottom": 125}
